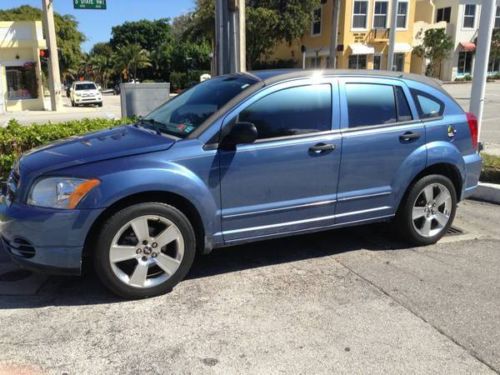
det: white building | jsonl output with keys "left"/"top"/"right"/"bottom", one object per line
{"left": 415, "top": 0, "right": 500, "bottom": 81}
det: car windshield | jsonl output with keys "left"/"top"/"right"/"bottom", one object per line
{"left": 75, "top": 83, "right": 97, "bottom": 90}
{"left": 142, "top": 75, "right": 258, "bottom": 138}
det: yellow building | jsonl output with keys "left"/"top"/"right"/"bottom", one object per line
{"left": 270, "top": 0, "right": 416, "bottom": 72}
{"left": 0, "top": 21, "right": 47, "bottom": 113}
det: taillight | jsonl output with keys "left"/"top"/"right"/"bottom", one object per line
{"left": 466, "top": 112, "right": 478, "bottom": 151}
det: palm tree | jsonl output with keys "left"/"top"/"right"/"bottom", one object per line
{"left": 113, "top": 43, "right": 152, "bottom": 81}
{"left": 88, "top": 54, "right": 113, "bottom": 88}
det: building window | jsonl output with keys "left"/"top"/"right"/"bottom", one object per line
{"left": 353, "top": 1, "right": 368, "bottom": 29}
{"left": 373, "top": 55, "right": 382, "bottom": 70}
{"left": 396, "top": 2, "right": 408, "bottom": 29}
{"left": 495, "top": 6, "right": 500, "bottom": 29}
{"left": 436, "top": 7, "right": 451, "bottom": 23}
{"left": 312, "top": 6, "right": 322, "bottom": 35}
{"left": 6, "top": 65, "right": 38, "bottom": 100}
{"left": 349, "top": 55, "right": 367, "bottom": 69}
{"left": 458, "top": 51, "right": 473, "bottom": 75}
{"left": 463, "top": 4, "right": 476, "bottom": 29}
{"left": 488, "top": 57, "right": 500, "bottom": 73}
{"left": 394, "top": 53, "right": 405, "bottom": 71}
{"left": 374, "top": 1, "right": 388, "bottom": 29}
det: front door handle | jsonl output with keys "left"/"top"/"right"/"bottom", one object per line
{"left": 399, "top": 131, "right": 421, "bottom": 142}
{"left": 309, "top": 143, "right": 336, "bottom": 153}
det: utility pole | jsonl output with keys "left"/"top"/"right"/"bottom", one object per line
{"left": 215, "top": 0, "right": 246, "bottom": 75}
{"left": 387, "top": 0, "right": 398, "bottom": 71}
{"left": 470, "top": 0, "right": 497, "bottom": 142}
{"left": 41, "top": 0, "right": 62, "bottom": 111}
{"left": 328, "top": 0, "right": 341, "bottom": 68}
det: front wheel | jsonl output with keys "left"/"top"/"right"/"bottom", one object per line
{"left": 93, "top": 202, "right": 196, "bottom": 299}
{"left": 396, "top": 174, "right": 457, "bottom": 246}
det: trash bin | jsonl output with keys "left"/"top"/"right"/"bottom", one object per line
{"left": 120, "top": 82, "right": 170, "bottom": 118}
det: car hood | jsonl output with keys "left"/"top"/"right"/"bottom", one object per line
{"left": 19, "top": 125, "right": 176, "bottom": 176}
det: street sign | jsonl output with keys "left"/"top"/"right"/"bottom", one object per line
{"left": 73, "top": 0, "right": 107, "bottom": 10}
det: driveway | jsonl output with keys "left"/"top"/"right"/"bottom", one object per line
{"left": 0, "top": 200, "right": 498, "bottom": 374}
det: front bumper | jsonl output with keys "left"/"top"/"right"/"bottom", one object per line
{"left": 0, "top": 197, "right": 104, "bottom": 275}
{"left": 74, "top": 97, "right": 102, "bottom": 104}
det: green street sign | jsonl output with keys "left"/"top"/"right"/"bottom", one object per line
{"left": 74, "top": 0, "right": 107, "bottom": 10}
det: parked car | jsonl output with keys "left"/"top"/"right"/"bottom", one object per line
{"left": 0, "top": 70, "right": 482, "bottom": 299}
{"left": 69, "top": 81, "right": 103, "bottom": 107}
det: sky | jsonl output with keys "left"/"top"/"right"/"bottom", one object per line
{"left": 0, "top": 0, "right": 196, "bottom": 51}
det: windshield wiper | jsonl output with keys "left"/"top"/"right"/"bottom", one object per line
{"left": 135, "top": 118, "right": 164, "bottom": 135}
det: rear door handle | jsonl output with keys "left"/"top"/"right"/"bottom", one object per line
{"left": 399, "top": 131, "right": 421, "bottom": 142}
{"left": 309, "top": 143, "right": 336, "bottom": 153}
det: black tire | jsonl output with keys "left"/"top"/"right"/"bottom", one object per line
{"left": 93, "top": 202, "right": 196, "bottom": 299}
{"left": 98, "top": 102, "right": 103, "bottom": 107}
{"left": 396, "top": 174, "right": 457, "bottom": 246}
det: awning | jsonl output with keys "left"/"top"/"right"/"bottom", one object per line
{"left": 459, "top": 42, "right": 476, "bottom": 52}
{"left": 394, "top": 43, "right": 413, "bottom": 53}
{"left": 349, "top": 43, "right": 375, "bottom": 55}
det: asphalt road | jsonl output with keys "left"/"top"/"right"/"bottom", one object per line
{"left": 0, "top": 200, "right": 498, "bottom": 374}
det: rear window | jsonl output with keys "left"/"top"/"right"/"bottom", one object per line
{"left": 75, "top": 83, "right": 97, "bottom": 90}
{"left": 411, "top": 89, "right": 444, "bottom": 119}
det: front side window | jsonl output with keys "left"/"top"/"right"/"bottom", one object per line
{"left": 348, "top": 55, "right": 367, "bottom": 69}
{"left": 238, "top": 84, "right": 332, "bottom": 140}
{"left": 374, "top": 1, "right": 388, "bottom": 28}
{"left": 436, "top": 7, "right": 451, "bottom": 23}
{"left": 353, "top": 1, "right": 368, "bottom": 29}
{"left": 6, "top": 65, "right": 38, "bottom": 100}
{"left": 463, "top": 4, "right": 476, "bottom": 28}
{"left": 397, "top": 2, "right": 408, "bottom": 28}
{"left": 144, "top": 75, "right": 258, "bottom": 138}
{"left": 312, "top": 7, "right": 322, "bottom": 35}
{"left": 411, "top": 89, "right": 444, "bottom": 119}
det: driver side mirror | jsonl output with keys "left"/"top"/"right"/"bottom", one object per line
{"left": 220, "top": 122, "right": 258, "bottom": 150}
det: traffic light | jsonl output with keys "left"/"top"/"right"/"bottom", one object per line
{"left": 39, "top": 49, "right": 50, "bottom": 63}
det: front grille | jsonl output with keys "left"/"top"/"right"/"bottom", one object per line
{"left": 2, "top": 237, "right": 36, "bottom": 258}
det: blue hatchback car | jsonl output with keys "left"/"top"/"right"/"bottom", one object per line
{"left": 0, "top": 70, "right": 481, "bottom": 298}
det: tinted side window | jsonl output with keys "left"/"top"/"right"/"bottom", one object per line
{"left": 239, "top": 85, "right": 332, "bottom": 140}
{"left": 411, "top": 89, "right": 444, "bottom": 119}
{"left": 395, "top": 86, "right": 413, "bottom": 122}
{"left": 346, "top": 83, "right": 397, "bottom": 127}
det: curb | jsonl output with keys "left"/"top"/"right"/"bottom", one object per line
{"left": 470, "top": 182, "right": 500, "bottom": 204}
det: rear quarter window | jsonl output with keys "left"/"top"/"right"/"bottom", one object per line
{"left": 411, "top": 89, "right": 444, "bottom": 119}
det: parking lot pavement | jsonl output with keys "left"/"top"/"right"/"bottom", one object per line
{"left": 0, "top": 200, "right": 498, "bottom": 374}
{"left": 0, "top": 95, "right": 122, "bottom": 126}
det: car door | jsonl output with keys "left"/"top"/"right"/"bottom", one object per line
{"left": 218, "top": 78, "right": 341, "bottom": 243}
{"left": 336, "top": 77, "right": 426, "bottom": 224}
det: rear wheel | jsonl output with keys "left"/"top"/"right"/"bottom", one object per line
{"left": 93, "top": 202, "right": 196, "bottom": 298}
{"left": 396, "top": 174, "right": 457, "bottom": 246}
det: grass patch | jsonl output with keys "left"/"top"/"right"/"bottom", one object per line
{"left": 480, "top": 153, "right": 500, "bottom": 184}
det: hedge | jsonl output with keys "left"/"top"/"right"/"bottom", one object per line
{"left": 0, "top": 118, "right": 133, "bottom": 179}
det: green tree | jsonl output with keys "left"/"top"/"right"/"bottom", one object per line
{"left": 0, "top": 5, "right": 85, "bottom": 76}
{"left": 184, "top": 0, "right": 320, "bottom": 68}
{"left": 490, "top": 29, "right": 500, "bottom": 73}
{"left": 413, "top": 28, "right": 454, "bottom": 78}
{"left": 110, "top": 19, "right": 172, "bottom": 51}
{"left": 113, "top": 44, "right": 152, "bottom": 81}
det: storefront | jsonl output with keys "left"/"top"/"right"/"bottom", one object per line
{"left": 0, "top": 21, "right": 46, "bottom": 112}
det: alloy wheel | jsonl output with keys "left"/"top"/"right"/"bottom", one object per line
{"left": 109, "top": 215, "right": 184, "bottom": 288}
{"left": 411, "top": 183, "right": 452, "bottom": 238}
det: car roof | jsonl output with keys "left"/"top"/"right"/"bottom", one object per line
{"left": 74, "top": 81, "right": 96, "bottom": 85}
{"left": 246, "top": 69, "right": 444, "bottom": 93}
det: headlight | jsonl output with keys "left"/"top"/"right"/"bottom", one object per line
{"left": 28, "top": 177, "right": 100, "bottom": 209}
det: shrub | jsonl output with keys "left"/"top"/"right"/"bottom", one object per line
{"left": 0, "top": 117, "right": 133, "bottom": 178}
